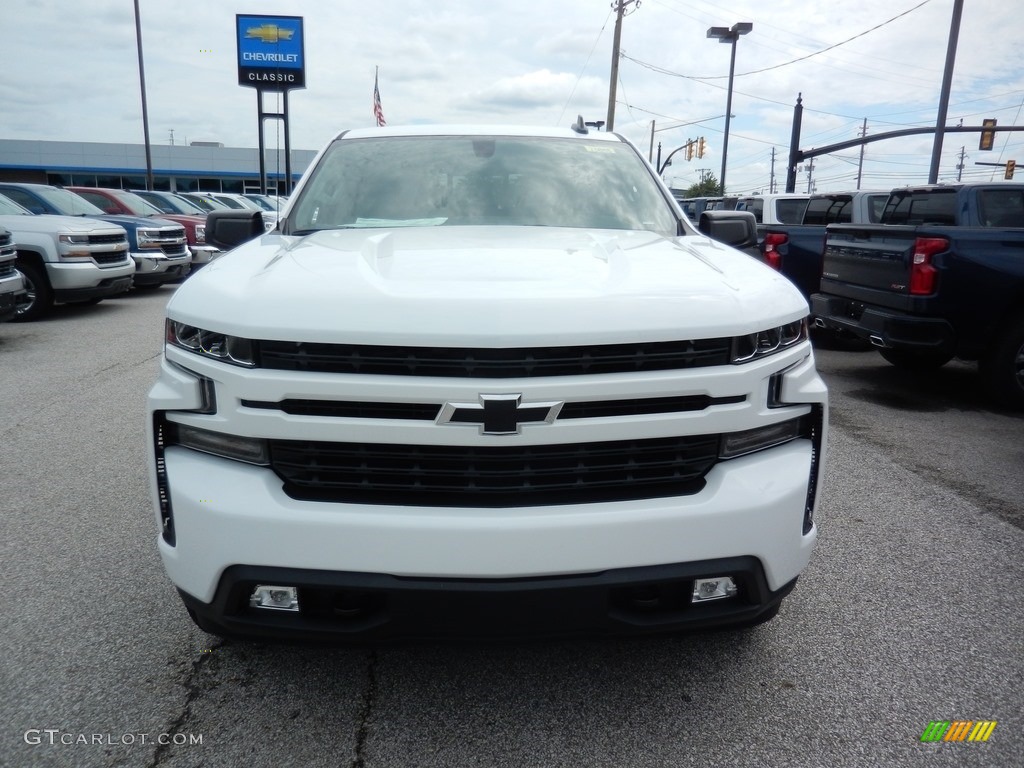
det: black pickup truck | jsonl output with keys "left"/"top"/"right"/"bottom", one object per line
{"left": 811, "top": 183, "right": 1024, "bottom": 408}
{"left": 759, "top": 190, "right": 890, "bottom": 299}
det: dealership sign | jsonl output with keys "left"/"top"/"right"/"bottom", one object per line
{"left": 236, "top": 14, "right": 305, "bottom": 90}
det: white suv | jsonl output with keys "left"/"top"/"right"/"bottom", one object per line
{"left": 147, "top": 123, "right": 827, "bottom": 642}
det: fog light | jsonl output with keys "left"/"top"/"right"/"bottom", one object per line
{"left": 249, "top": 585, "right": 299, "bottom": 611}
{"left": 692, "top": 577, "right": 738, "bottom": 603}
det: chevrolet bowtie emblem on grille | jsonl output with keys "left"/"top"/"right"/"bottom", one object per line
{"left": 438, "top": 394, "right": 563, "bottom": 435}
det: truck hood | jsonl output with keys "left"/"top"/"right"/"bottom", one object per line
{"left": 168, "top": 226, "right": 808, "bottom": 345}
{"left": 0, "top": 214, "right": 126, "bottom": 236}
{"left": 97, "top": 214, "right": 182, "bottom": 232}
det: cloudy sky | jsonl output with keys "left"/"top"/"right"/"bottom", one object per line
{"left": 2, "top": 0, "right": 1022, "bottom": 194}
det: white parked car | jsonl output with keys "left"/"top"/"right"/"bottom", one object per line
{"left": 147, "top": 122, "right": 828, "bottom": 642}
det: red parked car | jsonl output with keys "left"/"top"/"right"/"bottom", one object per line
{"left": 67, "top": 187, "right": 220, "bottom": 270}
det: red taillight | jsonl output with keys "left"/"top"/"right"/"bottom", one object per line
{"left": 763, "top": 232, "right": 786, "bottom": 270}
{"left": 909, "top": 236, "right": 947, "bottom": 295}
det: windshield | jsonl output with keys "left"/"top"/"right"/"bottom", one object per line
{"left": 212, "top": 195, "right": 248, "bottom": 210}
{"left": 38, "top": 186, "right": 107, "bottom": 216}
{"left": 165, "top": 194, "right": 207, "bottom": 215}
{"left": 182, "top": 194, "right": 229, "bottom": 212}
{"left": 0, "top": 193, "right": 30, "bottom": 215}
{"left": 288, "top": 135, "right": 678, "bottom": 236}
{"left": 112, "top": 190, "right": 164, "bottom": 216}
{"left": 244, "top": 194, "right": 281, "bottom": 212}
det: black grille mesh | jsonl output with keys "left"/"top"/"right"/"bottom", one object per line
{"left": 256, "top": 338, "right": 733, "bottom": 377}
{"left": 268, "top": 435, "right": 720, "bottom": 507}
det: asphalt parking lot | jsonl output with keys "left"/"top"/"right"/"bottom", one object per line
{"left": 1, "top": 288, "right": 1021, "bottom": 768}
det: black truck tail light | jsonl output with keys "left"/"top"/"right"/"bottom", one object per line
{"left": 909, "top": 236, "right": 947, "bottom": 295}
{"left": 763, "top": 232, "right": 786, "bottom": 270}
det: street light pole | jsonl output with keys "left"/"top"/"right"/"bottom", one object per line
{"left": 706, "top": 22, "right": 752, "bottom": 195}
{"left": 133, "top": 0, "right": 154, "bottom": 191}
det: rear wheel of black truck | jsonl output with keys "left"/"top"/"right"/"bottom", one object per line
{"left": 878, "top": 348, "right": 954, "bottom": 370}
{"left": 981, "top": 316, "right": 1024, "bottom": 410}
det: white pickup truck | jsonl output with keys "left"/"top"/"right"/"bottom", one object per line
{"left": 0, "top": 193, "right": 134, "bottom": 321}
{"left": 147, "top": 124, "right": 828, "bottom": 642}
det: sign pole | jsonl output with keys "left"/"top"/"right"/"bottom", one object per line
{"left": 236, "top": 14, "right": 305, "bottom": 195}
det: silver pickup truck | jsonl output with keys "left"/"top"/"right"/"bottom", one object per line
{"left": 0, "top": 193, "right": 134, "bottom": 321}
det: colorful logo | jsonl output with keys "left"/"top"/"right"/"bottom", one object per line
{"left": 245, "top": 24, "right": 294, "bottom": 44}
{"left": 920, "top": 721, "right": 997, "bottom": 743}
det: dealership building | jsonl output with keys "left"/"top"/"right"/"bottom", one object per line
{"left": 0, "top": 138, "right": 317, "bottom": 195}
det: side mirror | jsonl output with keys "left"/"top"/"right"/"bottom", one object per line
{"left": 205, "top": 210, "right": 265, "bottom": 251}
{"left": 699, "top": 210, "right": 758, "bottom": 253}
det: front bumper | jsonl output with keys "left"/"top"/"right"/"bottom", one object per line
{"left": 156, "top": 438, "right": 817, "bottom": 640}
{"left": 132, "top": 252, "right": 192, "bottom": 286}
{"left": 180, "top": 559, "right": 797, "bottom": 642}
{"left": 188, "top": 245, "right": 221, "bottom": 266}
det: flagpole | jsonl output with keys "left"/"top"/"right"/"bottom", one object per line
{"left": 373, "top": 66, "right": 386, "bottom": 127}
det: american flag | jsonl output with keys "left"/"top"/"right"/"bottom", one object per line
{"left": 373, "top": 67, "right": 386, "bottom": 127}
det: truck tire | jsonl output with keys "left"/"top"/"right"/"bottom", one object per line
{"left": 981, "top": 316, "right": 1024, "bottom": 410}
{"left": 878, "top": 348, "right": 953, "bottom": 370}
{"left": 12, "top": 260, "right": 54, "bottom": 322}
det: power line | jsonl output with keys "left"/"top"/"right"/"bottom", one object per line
{"left": 555, "top": 8, "right": 614, "bottom": 126}
{"left": 680, "top": 0, "right": 934, "bottom": 80}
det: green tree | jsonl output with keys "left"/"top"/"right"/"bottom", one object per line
{"left": 682, "top": 174, "right": 722, "bottom": 198}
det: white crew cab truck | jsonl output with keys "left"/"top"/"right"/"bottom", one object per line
{"left": 147, "top": 124, "right": 828, "bottom": 642}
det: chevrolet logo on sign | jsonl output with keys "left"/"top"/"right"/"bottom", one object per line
{"left": 246, "top": 24, "right": 294, "bottom": 44}
{"left": 438, "top": 394, "right": 562, "bottom": 435}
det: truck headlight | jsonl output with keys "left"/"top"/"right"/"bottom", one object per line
{"left": 57, "top": 233, "right": 92, "bottom": 259}
{"left": 137, "top": 228, "right": 163, "bottom": 249}
{"left": 166, "top": 319, "right": 255, "bottom": 367}
{"left": 731, "top": 319, "right": 807, "bottom": 363}
{"left": 194, "top": 224, "right": 206, "bottom": 244}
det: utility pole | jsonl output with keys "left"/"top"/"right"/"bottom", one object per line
{"left": 606, "top": 0, "right": 638, "bottom": 132}
{"left": 856, "top": 118, "right": 867, "bottom": 190}
{"left": 804, "top": 158, "right": 815, "bottom": 193}
{"left": 769, "top": 147, "right": 776, "bottom": 193}
{"left": 956, "top": 146, "right": 966, "bottom": 181}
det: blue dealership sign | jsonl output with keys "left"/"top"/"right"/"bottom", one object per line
{"left": 236, "top": 14, "right": 305, "bottom": 90}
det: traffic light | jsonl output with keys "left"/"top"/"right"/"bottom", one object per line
{"left": 685, "top": 140, "right": 694, "bottom": 161}
{"left": 980, "top": 118, "right": 997, "bottom": 151}
{"left": 1006, "top": 160, "right": 1016, "bottom": 180}
{"left": 697, "top": 137, "right": 706, "bottom": 158}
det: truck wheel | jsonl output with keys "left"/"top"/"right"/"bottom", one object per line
{"left": 12, "top": 261, "right": 54, "bottom": 322}
{"left": 981, "top": 316, "right": 1024, "bottom": 410}
{"left": 878, "top": 348, "right": 953, "bottom": 370}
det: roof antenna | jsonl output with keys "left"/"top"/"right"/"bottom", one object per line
{"left": 571, "top": 115, "right": 589, "bottom": 135}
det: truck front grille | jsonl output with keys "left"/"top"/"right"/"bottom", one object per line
{"left": 89, "top": 233, "right": 127, "bottom": 245}
{"left": 256, "top": 339, "right": 733, "bottom": 377}
{"left": 268, "top": 435, "right": 720, "bottom": 506}
{"left": 94, "top": 252, "right": 128, "bottom": 265}
{"left": 160, "top": 244, "right": 189, "bottom": 257}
